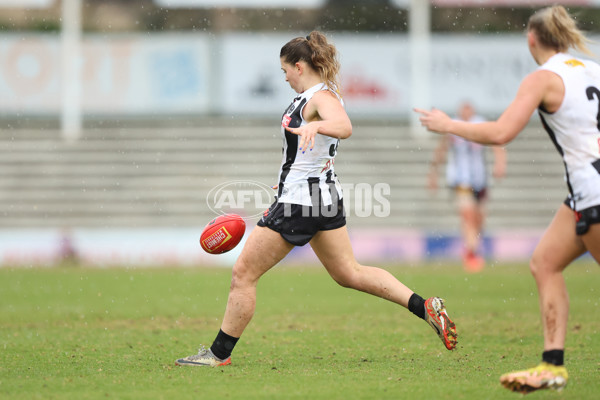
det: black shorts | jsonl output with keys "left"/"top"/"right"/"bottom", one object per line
{"left": 452, "top": 185, "right": 488, "bottom": 203}
{"left": 564, "top": 197, "right": 600, "bottom": 235}
{"left": 257, "top": 199, "right": 346, "bottom": 246}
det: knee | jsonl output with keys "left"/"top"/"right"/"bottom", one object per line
{"left": 332, "top": 273, "right": 353, "bottom": 289}
{"left": 529, "top": 257, "right": 540, "bottom": 280}
{"left": 330, "top": 264, "right": 361, "bottom": 289}
{"left": 529, "top": 251, "right": 554, "bottom": 281}
{"left": 230, "top": 259, "right": 255, "bottom": 290}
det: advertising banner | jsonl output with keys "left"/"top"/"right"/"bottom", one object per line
{"left": 2, "top": 32, "right": 599, "bottom": 118}
{"left": 153, "top": 0, "right": 326, "bottom": 7}
{"left": 0, "top": 34, "right": 211, "bottom": 114}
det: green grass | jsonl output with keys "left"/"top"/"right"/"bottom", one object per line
{"left": 1, "top": 262, "right": 599, "bottom": 399}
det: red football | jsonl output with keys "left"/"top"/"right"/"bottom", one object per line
{"left": 200, "top": 214, "right": 246, "bottom": 254}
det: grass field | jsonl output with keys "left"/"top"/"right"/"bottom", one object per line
{"left": 1, "top": 261, "right": 599, "bottom": 399}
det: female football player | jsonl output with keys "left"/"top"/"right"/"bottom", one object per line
{"left": 415, "top": 5, "right": 600, "bottom": 394}
{"left": 176, "top": 31, "right": 457, "bottom": 367}
{"left": 428, "top": 101, "right": 506, "bottom": 272}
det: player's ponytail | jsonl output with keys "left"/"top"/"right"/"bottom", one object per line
{"left": 305, "top": 31, "right": 341, "bottom": 96}
{"left": 527, "top": 5, "right": 593, "bottom": 56}
{"left": 280, "top": 31, "right": 342, "bottom": 96}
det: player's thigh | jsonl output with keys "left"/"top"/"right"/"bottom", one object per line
{"left": 532, "top": 204, "right": 586, "bottom": 273}
{"left": 309, "top": 227, "right": 358, "bottom": 278}
{"left": 233, "top": 225, "right": 294, "bottom": 282}
{"left": 455, "top": 187, "right": 476, "bottom": 211}
{"left": 580, "top": 224, "right": 600, "bottom": 264}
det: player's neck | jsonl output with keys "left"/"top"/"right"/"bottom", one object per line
{"left": 535, "top": 47, "right": 560, "bottom": 66}
{"left": 299, "top": 74, "right": 322, "bottom": 93}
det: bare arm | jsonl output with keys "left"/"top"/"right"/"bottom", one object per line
{"left": 430, "top": 135, "right": 449, "bottom": 170}
{"left": 286, "top": 90, "right": 352, "bottom": 152}
{"left": 414, "top": 70, "right": 562, "bottom": 146}
{"left": 428, "top": 135, "right": 449, "bottom": 191}
{"left": 492, "top": 145, "right": 507, "bottom": 179}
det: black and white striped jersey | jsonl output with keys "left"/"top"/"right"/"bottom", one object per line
{"left": 446, "top": 114, "right": 488, "bottom": 191}
{"left": 276, "top": 83, "right": 343, "bottom": 207}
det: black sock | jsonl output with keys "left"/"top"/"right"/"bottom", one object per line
{"left": 408, "top": 293, "right": 426, "bottom": 320}
{"left": 542, "top": 349, "right": 564, "bottom": 366}
{"left": 210, "top": 329, "right": 239, "bottom": 360}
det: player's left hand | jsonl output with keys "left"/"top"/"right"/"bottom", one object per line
{"left": 413, "top": 108, "right": 452, "bottom": 134}
{"left": 287, "top": 123, "right": 318, "bottom": 153}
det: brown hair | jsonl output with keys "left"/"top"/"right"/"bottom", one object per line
{"left": 527, "top": 5, "right": 593, "bottom": 55}
{"left": 280, "top": 31, "right": 341, "bottom": 95}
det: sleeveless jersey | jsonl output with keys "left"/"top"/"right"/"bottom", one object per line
{"left": 277, "top": 82, "right": 343, "bottom": 207}
{"left": 446, "top": 115, "right": 488, "bottom": 191}
{"left": 538, "top": 53, "right": 600, "bottom": 211}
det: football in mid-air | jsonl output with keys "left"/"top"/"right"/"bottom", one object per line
{"left": 199, "top": 214, "right": 246, "bottom": 254}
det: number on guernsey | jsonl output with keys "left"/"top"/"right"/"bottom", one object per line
{"left": 585, "top": 86, "right": 600, "bottom": 154}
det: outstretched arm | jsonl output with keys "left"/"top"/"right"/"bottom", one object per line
{"left": 414, "top": 70, "right": 559, "bottom": 146}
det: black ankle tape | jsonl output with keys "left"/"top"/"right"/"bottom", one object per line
{"left": 210, "top": 329, "right": 239, "bottom": 360}
{"left": 408, "top": 293, "right": 426, "bottom": 320}
{"left": 542, "top": 349, "right": 564, "bottom": 366}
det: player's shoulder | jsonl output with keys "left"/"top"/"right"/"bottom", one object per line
{"left": 311, "top": 89, "right": 340, "bottom": 101}
{"left": 541, "top": 53, "right": 600, "bottom": 73}
{"left": 521, "top": 69, "right": 561, "bottom": 93}
{"left": 308, "top": 89, "right": 344, "bottom": 111}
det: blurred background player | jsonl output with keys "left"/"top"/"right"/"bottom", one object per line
{"left": 415, "top": 5, "right": 600, "bottom": 394}
{"left": 428, "top": 101, "right": 506, "bottom": 272}
{"left": 175, "top": 31, "right": 457, "bottom": 368}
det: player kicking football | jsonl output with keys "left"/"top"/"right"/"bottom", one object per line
{"left": 175, "top": 31, "right": 457, "bottom": 367}
{"left": 176, "top": 298, "right": 455, "bottom": 367}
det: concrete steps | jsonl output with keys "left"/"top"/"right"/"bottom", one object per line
{"left": 0, "top": 123, "right": 566, "bottom": 231}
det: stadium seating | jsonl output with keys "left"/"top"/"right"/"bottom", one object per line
{"left": 0, "top": 121, "right": 564, "bottom": 234}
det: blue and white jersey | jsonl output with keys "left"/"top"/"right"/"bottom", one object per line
{"left": 538, "top": 52, "right": 600, "bottom": 211}
{"left": 446, "top": 115, "right": 488, "bottom": 191}
{"left": 277, "top": 82, "right": 343, "bottom": 207}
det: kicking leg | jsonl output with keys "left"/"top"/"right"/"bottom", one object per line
{"left": 310, "top": 226, "right": 457, "bottom": 350}
{"left": 309, "top": 226, "right": 413, "bottom": 306}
